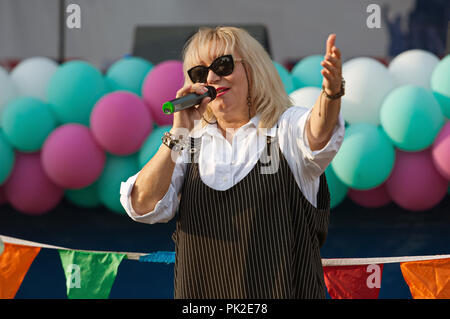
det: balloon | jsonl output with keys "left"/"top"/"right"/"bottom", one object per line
{"left": 347, "top": 183, "right": 391, "bottom": 208}
{"left": 0, "top": 66, "right": 18, "bottom": 126}
{"left": 41, "top": 123, "right": 106, "bottom": 189}
{"left": 431, "top": 122, "right": 450, "bottom": 180}
{"left": 380, "top": 85, "right": 444, "bottom": 151}
{"left": 291, "top": 55, "right": 323, "bottom": 89}
{"left": 10, "top": 57, "right": 58, "bottom": 100}
{"left": 331, "top": 123, "right": 396, "bottom": 190}
{"left": 324, "top": 166, "right": 348, "bottom": 209}
{"left": 3, "top": 152, "right": 64, "bottom": 215}
{"left": 0, "top": 130, "right": 15, "bottom": 184}
{"left": 289, "top": 87, "right": 321, "bottom": 109}
{"left": 47, "top": 60, "right": 108, "bottom": 125}
{"left": 90, "top": 91, "right": 152, "bottom": 155}
{"left": 65, "top": 181, "right": 101, "bottom": 208}
{"left": 97, "top": 154, "right": 139, "bottom": 214}
{"left": 138, "top": 125, "right": 171, "bottom": 168}
{"left": 142, "top": 60, "right": 184, "bottom": 126}
{"left": 273, "top": 62, "right": 295, "bottom": 94}
{"left": 341, "top": 57, "right": 395, "bottom": 125}
{"left": 431, "top": 55, "right": 450, "bottom": 118}
{"left": 105, "top": 56, "right": 153, "bottom": 96}
{"left": 1, "top": 97, "right": 57, "bottom": 152}
{"left": 388, "top": 49, "right": 439, "bottom": 90}
{"left": 386, "top": 149, "right": 448, "bottom": 211}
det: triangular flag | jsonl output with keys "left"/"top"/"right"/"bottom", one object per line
{"left": 0, "top": 243, "right": 41, "bottom": 299}
{"left": 323, "top": 264, "right": 383, "bottom": 299}
{"left": 400, "top": 258, "right": 450, "bottom": 299}
{"left": 58, "top": 249, "right": 126, "bottom": 299}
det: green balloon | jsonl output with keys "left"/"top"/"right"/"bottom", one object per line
{"left": 380, "top": 85, "right": 444, "bottom": 151}
{"left": 325, "top": 165, "right": 348, "bottom": 209}
{"left": 0, "top": 130, "right": 15, "bottom": 184}
{"left": 2, "top": 97, "right": 57, "bottom": 152}
{"left": 97, "top": 154, "right": 139, "bottom": 214}
{"left": 291, "top": 55, "right": 324, "bottom": 89}
{"left": 106, "top": 56, "right": 153, "bottom": 96}
{"left": 431, "top": 54, "right": 450, "bottom": 118}
{"left": 65, "top": 181, "right": 101, "bottom": 208}
{"left": 47, "top": 60, "right": 108, "bottom": 125}
{"left": 138, "top": 125, "right": 171, "bottom": 168}
{"left": 273, "top": 62, "right": 295, "bottom": 94}
{"left": 331, "top": 123, "right": 395, "bottom": 190}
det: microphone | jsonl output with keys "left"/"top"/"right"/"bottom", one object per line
{"left": 162, "top": 86, "right": 217, "bottom": 114}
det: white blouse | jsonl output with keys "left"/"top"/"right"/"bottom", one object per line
{"left": 120, "top": 106, "right": 345, "bottom": 224}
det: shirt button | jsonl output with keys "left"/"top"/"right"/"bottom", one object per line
{"left": 223, "top": 177, "right": 228, "bottom": 182}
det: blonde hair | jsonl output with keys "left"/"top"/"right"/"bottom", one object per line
{"left": 182, "top": 26, "right": 292, "bottom": 131}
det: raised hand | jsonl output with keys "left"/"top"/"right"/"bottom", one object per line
{"left": 321, "top": 34, "right": 342, "bottom": 96}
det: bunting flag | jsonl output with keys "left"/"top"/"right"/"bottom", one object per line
{"left": 323, "top": 264, "right": 383, "bottom": 299}
{"left": 2, "top": 234, "right": 450, "bottom": 299}
{"left": 58, "top": 249, "right": 126, "bottom": 299}
{"left": 0, "top": 243, "right": 40, "bottom": 299}
{"left": 400, "top": 258, "right": 450, "bottom": 299}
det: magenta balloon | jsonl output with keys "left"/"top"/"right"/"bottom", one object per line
{"left": 4, "top": 152, "right": 63, "bottom": 215}
{"left": 386, "top": 149, "right": 448, "bottom": 211}
{"left": 41, "top": 124, "right": 106, "bottom": 189}
{"left": 347, "top": 183, "right": 391, "bottom": 208}
{"left": 91, "top": 91, "right": 152, "bottom": 155}
{"left": 142, "top": 60, "right": 184, "bottom": 126}
{"left": 431, "top": 122, "right": 450, "bottom": 180}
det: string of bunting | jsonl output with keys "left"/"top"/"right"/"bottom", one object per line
{"left": 1, "top": 235, "right": 449, "bottom": 299}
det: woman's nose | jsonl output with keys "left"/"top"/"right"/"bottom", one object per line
{"left": 206, "top": 69, "right": 220, "bottom": 83}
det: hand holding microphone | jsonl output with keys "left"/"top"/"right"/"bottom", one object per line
{"left": 166, "top": 84, "right": 216, "bottom": 132}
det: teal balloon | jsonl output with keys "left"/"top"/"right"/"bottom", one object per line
{"left": 325, "top": 165, "right": 348, "bottom": 209}
{"left": 291, "top": 55, "right": 324, "bottom": 89}
{"left": 97, "top": 154, "right": 139, "bottom": 214}
{"left": 65, "top": 181, "right": 101, "bottom": 208}
{"left": 106, "top": 56, "right": 153, "bottom": 96}
{"left": 47, "top": 60, "right": 108, "bottom": 125}
{"left": 138, "top": 125, "right": 171, "bottom": 168}
{"left": 431, "top": 54, "right": 450, "bottom": 118}
{"left": 331, "top": 123, "right": 395, "bottom": 190}
{"left": 2, "top": 97, "right": 57, "bottom": 152}
{"left": 273, "top": 62, "right": 295, "bottom": 94}
{"left": 380, "top": 85, "right": 444, "bottom": 151}
{"left": 0, "top": 130, "right": 15, "bottom": 184}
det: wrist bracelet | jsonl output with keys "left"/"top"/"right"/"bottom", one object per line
{"left": 161, "top": 131, "right": 186, "bottom": 153}
{"left": 322, "top": 77, "right": 345, "bottom": 100}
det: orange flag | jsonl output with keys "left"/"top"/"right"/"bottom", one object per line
{"left": 400, "top": 258, "right": 450, "bottom": 299}
{"left": 0, "top": 243, "right": 41, "bottom": 299}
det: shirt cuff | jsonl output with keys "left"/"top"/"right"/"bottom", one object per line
{"left": 298, "top": 106, "right": 345, "bottom": 161}
{"left": 119, "top": 171, "right": 176, "bottom": 224}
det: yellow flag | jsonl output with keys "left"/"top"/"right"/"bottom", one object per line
{"left": 400, "top": 258, "right": 450, "bottom": 299}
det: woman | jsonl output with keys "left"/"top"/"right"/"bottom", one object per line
{"left": 120, "top": 26, "right": 345, "bottom": 299}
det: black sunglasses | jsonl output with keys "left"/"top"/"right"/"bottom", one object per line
{"left": 187, "top": 54, "right": 243, "bottom": 83}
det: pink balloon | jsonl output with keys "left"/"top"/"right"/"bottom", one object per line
{"left": 386, "top": 149, "right": 448, "bottom": 211}
{"left": 142, "top": 60, "right": 184, "bottom": 126}
{"left": 4, "top": 152, "right": 63, "bottom": 215}
{"left": 41, "top": 124, "right": 106, "bottom": 189}
{"left": 431, "top": 122, "right": 450, "bottom": 180}
{"left": 347, "top": 183, "right": 391, "bottom": 208}
{"left": 91, "top": 91, "right": 152, "bottom": 155}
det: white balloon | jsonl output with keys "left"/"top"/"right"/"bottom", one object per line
{"left": 388, "top": 49, "right": 439, "bottom": 90}
{"left": 342, "top": 57, "right": 395, "bottom": 125}
{"left": 10, "top": 57, "right": 58, "bottom": 101}
{"left": 289, "top": 86, "right": 321, "bottom": 109}
{"left": 0, "top": 66, "right": 18, "bottom": 128}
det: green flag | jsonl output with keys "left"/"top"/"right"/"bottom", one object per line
{"left": 58, "top": 249, "right": 126, "bottom": 299}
